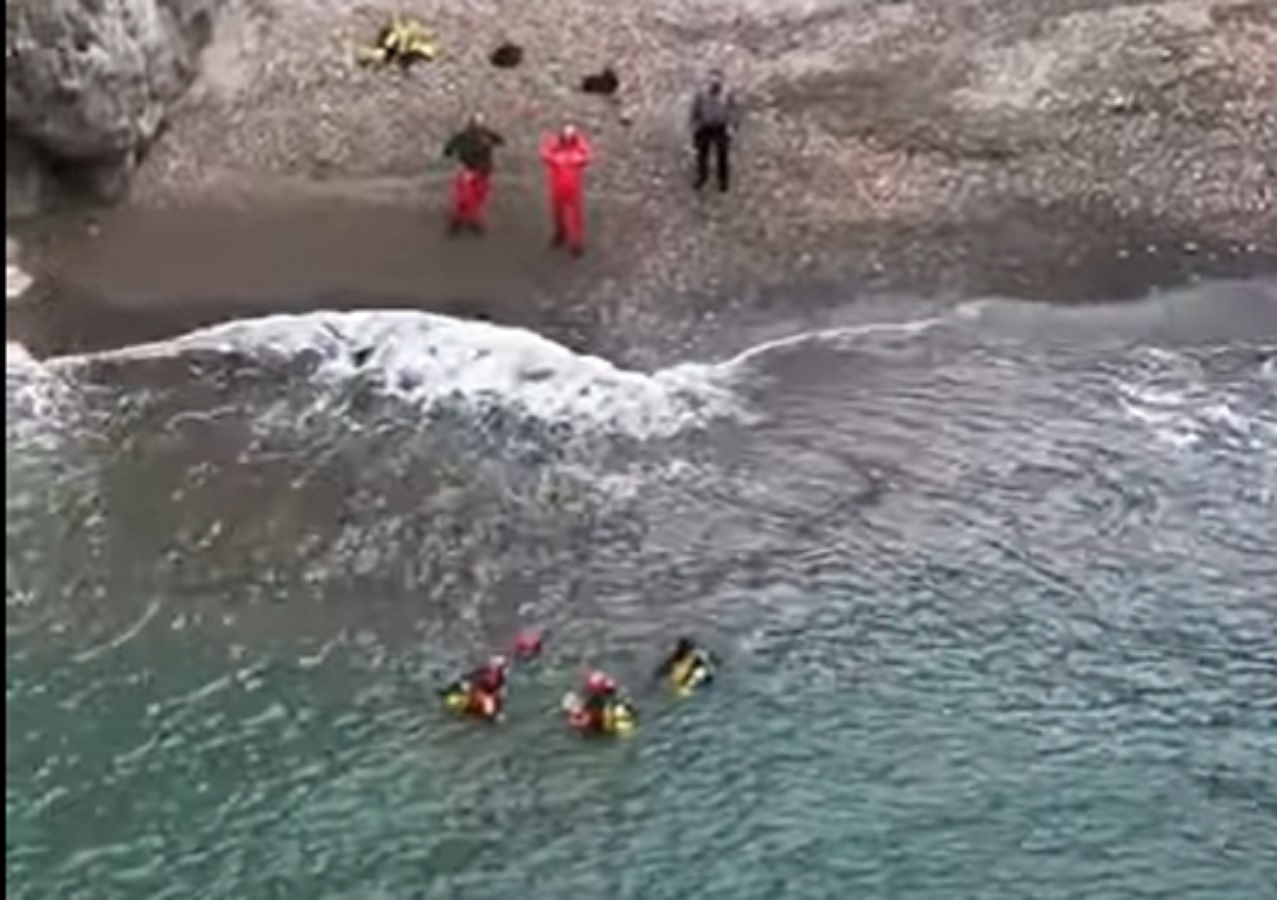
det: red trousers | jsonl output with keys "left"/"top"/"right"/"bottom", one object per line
{"left": 549, "top": 184, "right": 585, "bottom": 250}
{"left": 451, "top": 168, "right": 491, "bottom": 227}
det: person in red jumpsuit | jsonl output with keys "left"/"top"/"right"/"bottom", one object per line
{"left": 443, "top": 113, "right": 505, "bottom": 235}
{"left": 539, "top": 124, "right": 594, "bottom": 256}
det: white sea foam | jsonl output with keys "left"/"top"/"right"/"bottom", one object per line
{"left": 4, "top": 240, "right": 55, "bottom": 419}
{"left": 14, "top": 279, "right": 1274, "bottom": 449}
{"left": 7, "top": 340, "right": 38, "bottom": 371}
{"left": 1117, "top": 346, "right": 1277, "bottom": 453}
{"left": 718, "top": 315, "right": 948, "bottom": 371}
{"left": 6, "top": 238, "right": 33, "bottom": 304}
{"left": 57, "top": 310, "right": 745, "bottom": 440}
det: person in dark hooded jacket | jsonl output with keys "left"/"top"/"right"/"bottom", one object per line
{"left": 443, "top": 113, "right": 506, "bottom": 234}
{"left": 689, "top": 70, "right": 739, "bottom": 192}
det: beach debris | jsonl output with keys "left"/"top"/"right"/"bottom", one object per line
{"left": 356, "top": 14, "right": 438, "bottom": 70}
{"left": 580, "top": 66, "right": 620, "bottom": 97}
{"left": 490, "top": 42, "right": 524, "bottom": 69}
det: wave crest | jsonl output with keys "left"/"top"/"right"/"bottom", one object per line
{"left": 56, "top": 311, "right": 745, "bottom": 440}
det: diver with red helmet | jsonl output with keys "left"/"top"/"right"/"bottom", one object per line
{"left": 440, "top": 629, "right": 545, "bottom": 723}
{"left": 583, "top": 669, "right": 617, "bottom": 709}
{"left": 564, "top": 669, "right": 633, "bottom": 734}
{"left": 470, "top": 655, "right": 508, "bottom": 695}
{"left": 442, "top": 654, "right": 509, "bottom": 720}
{"left": 511, "top": 629, "right": 544, "bottom": 662}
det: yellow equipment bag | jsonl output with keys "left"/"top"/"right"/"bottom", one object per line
{"left": 357, "top": 14, "right": 437, "bottom": 68}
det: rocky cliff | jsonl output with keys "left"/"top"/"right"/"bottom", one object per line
{"left": 5, "top": 0, "right": 218, "bottom": 218}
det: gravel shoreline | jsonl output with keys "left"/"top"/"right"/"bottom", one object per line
{"left": 9, "top": 0, "right": 1277, "bottom": 360}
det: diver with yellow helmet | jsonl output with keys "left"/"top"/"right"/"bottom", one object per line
{"left": 655, "top": 637, "right": 715, "bottom": 696}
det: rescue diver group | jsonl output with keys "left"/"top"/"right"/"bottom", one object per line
{"left": 440, "top": 634, "right": 716, "bottom": 738}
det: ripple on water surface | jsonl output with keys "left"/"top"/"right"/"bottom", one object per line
{"left": 7, "top": 289, "right": 1277, "bottom": 898}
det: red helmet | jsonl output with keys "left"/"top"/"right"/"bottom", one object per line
{"left": 585, "top": 670, "right": 615, "bottom": 693}
{"left": 512, "top": 630, "right": 543, "bottom": 659}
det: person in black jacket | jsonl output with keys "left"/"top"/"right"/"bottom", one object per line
{"left": 443, "top": 113, "right": 506, "bottom": 234}
{"left": 689, "top": 71, "right": 739, "bottom": 192}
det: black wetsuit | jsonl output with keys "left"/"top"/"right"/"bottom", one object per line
{"left": 658, "top": 647, "right": 713, "bottom": 688}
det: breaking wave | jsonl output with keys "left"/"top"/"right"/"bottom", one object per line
{"left": 42, "top": 311, "right": 748, "bottom": 442}
{"left": 6, "top": 276, "right": 1274, "bottom": 455}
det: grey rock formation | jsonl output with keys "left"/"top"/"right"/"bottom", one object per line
{"left": 5, "top": 0, "right": 217, "bottom": 217}
{"left": 5, "top": 135, "right": 54, "bottom": 220}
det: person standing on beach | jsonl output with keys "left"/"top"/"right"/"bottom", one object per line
{"left": 539, "top": 124, "right": 594, "bottom": 256}
{"left": 443, "top": 113, "right": 505, "bottom": 235}
{"left": 690, "top": 70, "right": 738, "bottom": 192}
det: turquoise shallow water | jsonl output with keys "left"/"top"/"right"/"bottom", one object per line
{"left": 6, "top": 285, "right": 1277, "bottom": 899}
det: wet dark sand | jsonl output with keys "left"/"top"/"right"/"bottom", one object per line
{"left": 6, "top": 188, "right": 638, "bottom": 359}
{"left": 10, "top": 200, "right": 1275, "bottom": 366}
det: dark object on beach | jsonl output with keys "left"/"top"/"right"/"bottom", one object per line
{"left": 490, "top": 42, "right": 524, "bottom": 69}
{"left": 580, "top": 67, "right": 620, "bottom": 97}
{"left": 690, "top": 71, "right": 738, "bottom": 192}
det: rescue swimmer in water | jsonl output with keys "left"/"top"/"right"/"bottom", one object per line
{"left": 441, "top": 655, "right": 509, "bottom": 721}
{"left": 655, "top": 637, "right": 716, "bottom": 696}
{"left": 562, "top": 670, "right": 637, "bottom": 737}
{"left": 440, "top": 630, "right": 543, "bottom": 722}
{"left": 510, "top": 628, "right": 544, "bottom": 662}
{"left": 439, "top": 631, "right": 712, "bottom": 736}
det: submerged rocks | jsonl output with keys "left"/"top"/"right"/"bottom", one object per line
{"left": 5, "top": 0, "right": 218, "bottom": 217}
